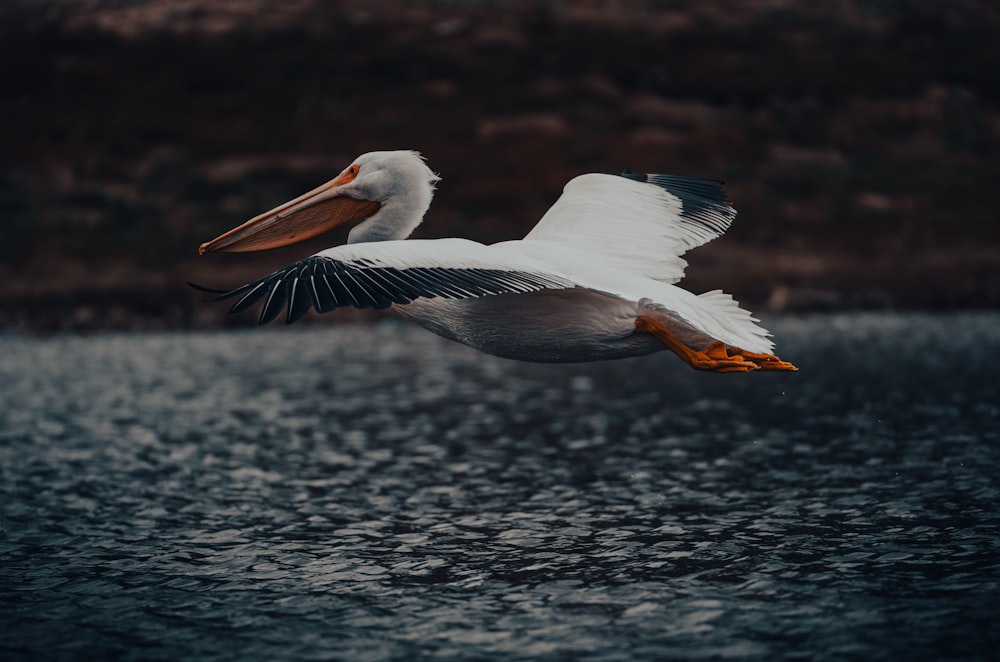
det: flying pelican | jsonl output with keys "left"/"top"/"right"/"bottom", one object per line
{"left": 196, "top": 150, "right": 795, "bottom": 372}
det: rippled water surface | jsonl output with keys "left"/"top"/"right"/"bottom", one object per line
{"left": 2, "top": 314, "right": 999, "bottom": 660}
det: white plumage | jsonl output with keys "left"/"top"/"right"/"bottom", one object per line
{"left": 197, "top": 150, "right": 795, "bottom": 372}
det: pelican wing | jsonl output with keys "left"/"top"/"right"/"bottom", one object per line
{"left": 200, "top": 238, "right": 580, "bottom": 325}
{"left": 524, "top": 171, "right": 737, "bottom": 284}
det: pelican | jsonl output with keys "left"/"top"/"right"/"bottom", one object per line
{"left": 196, "top": 150, "right": 795, "bottom": 372}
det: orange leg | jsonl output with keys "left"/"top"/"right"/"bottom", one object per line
{"left": 635, "top": 316, "right": 797, "bottom": 373}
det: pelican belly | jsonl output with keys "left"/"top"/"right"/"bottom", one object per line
{"left": 394, "top": 289, "right": 662, "bottom": 363}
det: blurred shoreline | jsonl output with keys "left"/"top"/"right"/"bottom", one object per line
{"left": 2, "top": 243, "right": 998, "bottom": 334}
{"left": 3, "top": 1, "right": 998, "bottom": 331}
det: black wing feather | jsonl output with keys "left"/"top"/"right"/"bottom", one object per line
{"left": 385, "top": 268, "right": 437, "bottom": 300}
{"left": 197, "top": 255, "right": 576, "bottom": 325}
{"left": 310, "top": 264, "right": 338, "bottom": 312}
{"left": 619, "top": 170, "right": 736, "bottom": 245}
{"left": 349, "top": 270, "right": 396, "bottom": 309}
{"left": 286, "top": 267, "right": 314, "bottom": 324}
{"left": 227, "top": 280, "right": 271, "bottom": 314}
{"left": 364, "top": 269, "right": 414, "bottom": 303}
{"left": 314, "top": 273, "right": 340, "bottom": 311}
{"left": 258, "top": 280, "right": 287, "bottom": 325}
{"left": 338, "top": 270, "right": 378, "bottom": 309}
{"left": 320, "top": 262, "right": 360, "bottom": 308}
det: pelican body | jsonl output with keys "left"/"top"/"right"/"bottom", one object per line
{"left": 197, "top": 150, "right": 795, "bottom": 372}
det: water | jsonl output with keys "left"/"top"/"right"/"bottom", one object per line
{"left": 1, "top": 314, "right": 998, "bottom": 661}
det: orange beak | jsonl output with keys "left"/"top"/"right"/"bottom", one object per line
{"left": 198, "top": 165, "right": 381, "bottom": 254}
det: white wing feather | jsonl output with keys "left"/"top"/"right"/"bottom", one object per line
{"left": 524, "top": 173, "right": 735, "bottom": 284}
{"left": 319, "top": 238, "right": 555, "bottom": 272}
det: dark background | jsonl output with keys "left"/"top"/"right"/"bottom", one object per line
{"left": 2, "top": 0, "right": 998, "bottom": 331}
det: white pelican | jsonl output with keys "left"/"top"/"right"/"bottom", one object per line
{"left": 196, "top": 150, "right": 795, "bottom": 372}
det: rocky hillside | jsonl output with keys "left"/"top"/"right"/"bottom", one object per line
{"left": 2, "top": 0, "right": 998, "bottom": 330}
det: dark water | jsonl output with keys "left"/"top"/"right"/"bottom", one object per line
{"left": 1, "top": 314, "right": 998, "bottom": 661}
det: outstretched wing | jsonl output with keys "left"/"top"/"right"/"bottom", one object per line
{"left": 524, "top": 171, "right": 737, "bottom": 284}
{"left": 195, "top": 238, "right": 580, "bottom": 325}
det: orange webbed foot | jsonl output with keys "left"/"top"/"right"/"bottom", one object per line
{"left": 693, "top": 342, "right": 761, "bottom": 372}
{"left": 725, "top": 345, "right": 798, "bottom": 371}
{"left": 635, "top": 316, "right": 797, "bottom": 373}
{"left": 702, "top": 341, "right": 798, "bottom": 372}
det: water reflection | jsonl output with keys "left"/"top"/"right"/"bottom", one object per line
{"left": 1, "top": 314, "right": 998, "bottom": 660}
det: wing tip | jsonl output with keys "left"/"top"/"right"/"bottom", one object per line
{"left": 620, "top": 169, "right": 733, "bottom": 207}
{"left": 619, "top": 169, "right": 737, "bottom": 241}
{"left": 187, "top": 281, "right": 228, "bottom": 295}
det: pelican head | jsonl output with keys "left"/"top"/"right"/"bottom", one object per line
{"left": 199, "top": 150, "right": 440, "bottom": 254}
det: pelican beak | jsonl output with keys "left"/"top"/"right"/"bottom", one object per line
{"left": 198, "top": 165, "right": 381, "bottom": 254}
